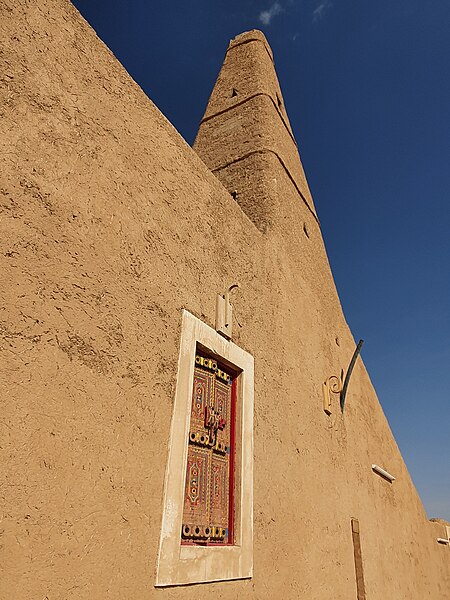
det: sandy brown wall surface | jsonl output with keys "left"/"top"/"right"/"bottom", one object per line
{"left": 1, "top": 2, "right": 449, "bottom": 599}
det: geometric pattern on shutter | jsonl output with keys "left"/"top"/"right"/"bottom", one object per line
{"left": 181, "top": 355, "right": 235, "bottom": 545}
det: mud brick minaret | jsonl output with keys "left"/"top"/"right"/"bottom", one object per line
{"left": 194, "top": 30, "right": 318, "bottom": 233}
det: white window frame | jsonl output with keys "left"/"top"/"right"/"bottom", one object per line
{"left": 156, "top": 309, "right": 254, "bottom": 587}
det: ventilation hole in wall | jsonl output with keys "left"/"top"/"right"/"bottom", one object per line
{"left": 276, "top": 93, "right": 282, "bottom": 108}
{"left": 335, "top": 337, "right": 340, "bottom": 347}
{"left": 231, "top": 190, "right": 238, "bottom": 200}
{"left": 303, "top": 223, "right": 310, "bottom": 238}
{"left": 231, "top": 88, "right": 238, "bottom": 97}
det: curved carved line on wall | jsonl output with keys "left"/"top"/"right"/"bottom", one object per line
{"left": 226, "top": 36, "right": 274, "bottom": 63}
{"left": 200, "top": 92, "right": 296, "bottom": 145}
{"left": 212, "top": 148, "right": 320, "bottom": 225}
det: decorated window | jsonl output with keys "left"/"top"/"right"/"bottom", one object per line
{"left": 181, "top": 354, "right": 236, "bottom": 545}
{"left": 156, "top": 310, "right": 253, "bottom": 587}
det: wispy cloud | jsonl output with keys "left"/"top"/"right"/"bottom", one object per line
{"left": 313, "top": 0, "right": 332, "bottom": 22}
{"left": 259, "top": 2, "right": 283, "bottom": 26}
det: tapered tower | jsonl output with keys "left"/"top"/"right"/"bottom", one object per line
{"left": 194, "top": 30, "right": 318, "bottom": 233}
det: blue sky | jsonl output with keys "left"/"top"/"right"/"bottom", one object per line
{"left": 71, "top": 0, "right": 450, "bottom": 520}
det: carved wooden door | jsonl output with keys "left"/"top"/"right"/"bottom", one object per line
{"left": 181, "top": 354, "right": 236, "bottom": 545}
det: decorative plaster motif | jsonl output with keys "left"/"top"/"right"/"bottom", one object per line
{"left": 322, "top": 373, "right": 343, "bottom": 415}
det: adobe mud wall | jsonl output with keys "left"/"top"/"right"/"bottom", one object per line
{"left": 1, "top": 2, "right": 448, "bottom": 599}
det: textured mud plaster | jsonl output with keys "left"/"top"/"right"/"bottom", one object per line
{"left": 156, "top": 310, "right": 253, "bottom": 586}
{"left": 1, "top": 4, "right": 450, "bottom": 599}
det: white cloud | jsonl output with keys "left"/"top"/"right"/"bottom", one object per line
{"left": 313, "top": 1, "right": 332, "bottom": 22}
{"left": 259, "top": 2, "right": 283, "bottom": 26}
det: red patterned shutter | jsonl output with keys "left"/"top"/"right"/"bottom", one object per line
{"left": 181, "top": 354, "right": 236, "bottom": 545}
